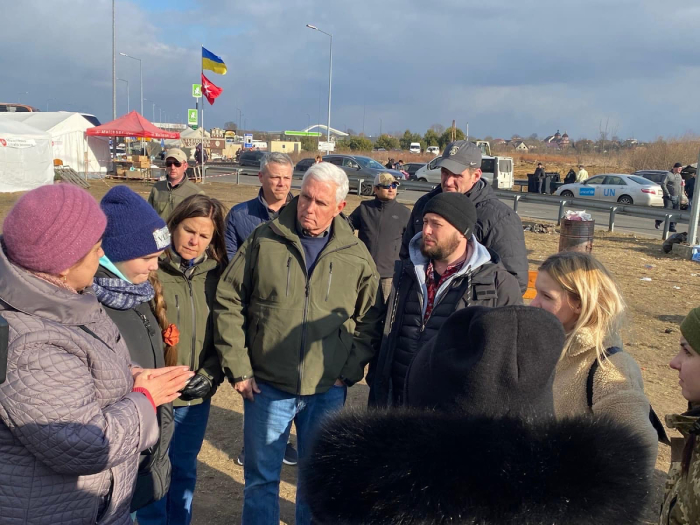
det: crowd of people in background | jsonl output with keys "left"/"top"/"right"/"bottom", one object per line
{"left": 0, "top": 142, "right": 697, "bottom": 524}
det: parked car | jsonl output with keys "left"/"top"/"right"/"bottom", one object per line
{"left": 294, "top": 158, "right": 316, "bottom": 177}
{"left": 409, "top": 142, "right": 421, "bottom": 154}
{"left": 413, "top": 154, "right": 514, "bottom": 189}
{"left": 239, "top": 150, "right": 268, "bottom": 167}
{"left": 554, "top": 174, "right": 663, "bottom": 206}
{"left": 426, "top": 146, "right": 440, "bottom": 156}
{"left": 322, "top": 154, "right": 406, "bottom": 195}
{"left": 404, "top": 162, "right": 426, "bottom": 179}
{"left": 633, "top": 169, "right": 689, "bottom": 209}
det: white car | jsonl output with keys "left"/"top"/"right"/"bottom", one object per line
{"left": 554, "top": 174, "right": 663, "bottom": 206}
{"left": 413, "top": 154, "right": 514, "bottom": 189}
{"left": 426, "top": 146, "right": 440, "bottom": 155}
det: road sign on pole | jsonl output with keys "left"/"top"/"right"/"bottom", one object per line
{"left": 188, "top": 109, "right": 198, "bottom": 125}
{"left": 192, "top": 84, "right": 202, "bottom": 98}
{"left": 318, "top": 141, "right": 335, "bottom": 152}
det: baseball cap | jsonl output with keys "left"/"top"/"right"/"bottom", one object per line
{"left": 165, "top": 148, "right": 188, "bottom": 163}
{"left": 436, "top": 141, "right": 482, "bottom": 174}
{"left": 374, "top": 172, "right": 400, "bottom": 187}
{"left": 673, "top": 162, "right": 683, "bottom": 169}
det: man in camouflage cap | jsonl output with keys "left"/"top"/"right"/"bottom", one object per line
{"left": 349, "top": 173, "right": 410, "bottom": 301}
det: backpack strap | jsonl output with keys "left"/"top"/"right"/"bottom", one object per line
{"left": 587, "top": 346, "right": 670, "bottom": 445}
{"left": 586, "top": 346, "right": 621, "bottom": 408}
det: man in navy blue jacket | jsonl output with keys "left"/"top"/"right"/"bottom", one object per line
{"left": 225, "top": 152, "right": 294, "bottom": 260}
{"left": 223, "top": 151, "right": 297, "bottom": 466}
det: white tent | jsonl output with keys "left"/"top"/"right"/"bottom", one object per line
{"left": 0, "top": 120, "right": 54, "bottom": 192}
{"left": 0, "top": 112, "right": 110, "bottom": 176}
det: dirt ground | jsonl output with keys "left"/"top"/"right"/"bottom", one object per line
{"left": 1, "top": 179, "right": 697, "bottom": 524}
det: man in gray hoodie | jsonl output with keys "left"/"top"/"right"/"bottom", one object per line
{"left": 655, "top": 162, "right": 684, "bottom": 232}
{"left": 368, "top": 192, "right": 522, "bottom": 407}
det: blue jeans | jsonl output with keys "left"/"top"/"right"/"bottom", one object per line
{"left": 242, "top": 382, "right": 347, "bottom": 525}
{"left": 136, "top": 399, "right": 211, "bottom": 525}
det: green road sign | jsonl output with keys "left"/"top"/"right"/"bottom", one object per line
{"left": 284, "top": 130, "right": 322, "bottom": 137}
{"left": 192, "top": 84, "right": 202, "bottom": 98}
{"left": 190, "top": 125, "right": 198, "bottom": 130}
{"left": 188, "top": 109, "right": 198, "bottom": 125}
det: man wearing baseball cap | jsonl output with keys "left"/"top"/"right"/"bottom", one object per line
{"left": 148, "top": 148, "right": 204, "bottom": 219}
{"left": 370, "top": 191, "right": 522, "bottom": 407}
{"left": 399, "top": 140, "right": 528, "bottom": 293}
{"left": 655, "top": 162, "right": 684, "bottom": 231}
{"left": 349, "top": 173, "right": 411, "bottom": 301}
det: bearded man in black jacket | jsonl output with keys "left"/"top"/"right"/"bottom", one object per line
{"left": 349, "top": 173, "right": 410, "bottom": 301}
{"left": 400, "top": 141, "right": 528, "bottom": 292}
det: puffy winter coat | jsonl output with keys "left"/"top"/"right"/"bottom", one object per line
{"left": 369, "top": 233, "right": 523, "bottom": 407}
{"left": 0, "top": 243, "right": 158, "bottom": 525}
{"left": 399, "top": 181, "right": 529, "bottom": 292}
{"left": 348, "top": 197, "right": 411, "bottom": 279}
{"left": 157, "top": 251, "right": 224, "bottom": 406}
{"left": 223, "top": 189, "right": 293, "bottom": 260}
{"left": 94, "top": 267, "right": 174, "bottom": 512}
{"left": 660, "top": 407, "right": 700, "bottom": 525}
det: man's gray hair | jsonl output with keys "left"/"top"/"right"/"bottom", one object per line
{"left": 260, "top": 151, "right": 293, "bottom": 173}
{"left": 302, "top": 162, "right": 349, "bottom": 204}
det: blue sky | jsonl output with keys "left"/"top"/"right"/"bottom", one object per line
{"left": 2, "top": 0, "right": 700, "bottom": 141}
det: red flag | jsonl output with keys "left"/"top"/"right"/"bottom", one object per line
{"left": 201, "top": 73, "right": 223, "bottom": 105}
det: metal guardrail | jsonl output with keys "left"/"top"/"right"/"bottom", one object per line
{"left": 204, "top": 166, "right": 687, "bottom": 239}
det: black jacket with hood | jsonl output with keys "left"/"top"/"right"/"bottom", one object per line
{"left": 95, "top": 267, "right": 174, "bottom": 512}
{"left": 369, "top": 233, "right": 523, "bottom": 407}
{"left": 399, "top": 181, "right": 529, "bottom": 292}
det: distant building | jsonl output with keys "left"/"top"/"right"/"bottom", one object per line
{"left": 543, "top": 129, "right": 570, "bottom": 148}
{"left": 514, "top": 141, "right": 529, "bottom": 152}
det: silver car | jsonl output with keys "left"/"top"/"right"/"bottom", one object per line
{"left": 554, "top": 174, "right": 664, "bottom": 206}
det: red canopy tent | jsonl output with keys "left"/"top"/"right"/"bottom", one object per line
{"left": 86, "top": 111, "right": 180, "bottom": 139}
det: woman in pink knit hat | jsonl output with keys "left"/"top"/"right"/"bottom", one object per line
{"left": 0, "top": 184, "right": 194, "bottom": 525}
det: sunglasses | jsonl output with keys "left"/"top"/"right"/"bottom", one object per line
{"left": 166, "top": 159, "right": 182, "bottom": 167}
{"left": 378, "top": 183, "right": 399, "bottom": 189}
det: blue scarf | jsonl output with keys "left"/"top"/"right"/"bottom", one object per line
{"left": 92, "top": 264, "right": 155, "bottom": 310}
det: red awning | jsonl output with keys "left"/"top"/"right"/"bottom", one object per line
{"left": 86, "top": 111, "right": 180, "bottom": 139}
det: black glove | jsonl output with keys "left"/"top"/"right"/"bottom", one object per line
{"left": 179, "top": 373, "right": 213, "bottom": 401}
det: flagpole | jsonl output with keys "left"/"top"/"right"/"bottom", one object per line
{"left": 200, "top": 45, "right": 205, "bottom": 184}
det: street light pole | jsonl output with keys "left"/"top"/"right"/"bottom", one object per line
{"left": 119, "top": 53, "right": 142, "bottom": 116}
{"left": 236, "top": 107, "right": 242, "bottom": 134}
{"left": 306, "top": 24, "right": 333, "bottom": 148}
{"left": 117, "top": 78, "right": 129, "bottom": 112}
{"left": 17, "top": 92, "right": 28, "bottom": 104}
{"left": 307, "top": 113, "right": 311, "bottom": 131}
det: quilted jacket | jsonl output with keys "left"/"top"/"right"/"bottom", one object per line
{"left": 0, "top": 243, "right": 159, "bottom": 525}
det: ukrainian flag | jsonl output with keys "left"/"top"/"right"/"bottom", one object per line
{"left": 202, "top": 47, "right": 227, "bottom": 75}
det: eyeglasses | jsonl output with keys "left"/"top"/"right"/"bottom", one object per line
{"left": 377, "top": 183, "right": 399, "bottom": 189}
{"left": 166, "top": 159, "right": 182, "bottom": 167}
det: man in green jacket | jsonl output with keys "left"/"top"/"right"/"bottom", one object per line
{"left": 148, "top": 148, "right": 204, "bottom": 219}
{"left": 215, "top": 161, "right": 383, "bottom": 525}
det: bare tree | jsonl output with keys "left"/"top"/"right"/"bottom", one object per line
{"left": 430, "top": 123, "right": 445, "bottom": 134}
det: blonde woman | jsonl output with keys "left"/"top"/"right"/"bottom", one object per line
{"left": 531, "top": 252, "right": 658, "bottom": 471}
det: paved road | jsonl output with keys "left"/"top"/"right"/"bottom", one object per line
{"left": 203, "top": 168, "right": 686, "bottom": 239}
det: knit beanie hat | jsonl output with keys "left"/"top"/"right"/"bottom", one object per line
{"left": 2, "top": 184, "right": 106, "bottom": 274}
{"left": 100, "top": 186, "right": 171, "bottom": 262}
{"left": 681, "top": 306, "right": 700, "bottom": 355}
{"left": 423, "top": 192, "right": 477, "bottom": 237}
{"left": 405, "top": 305, "right": 565, "bottom": 418}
